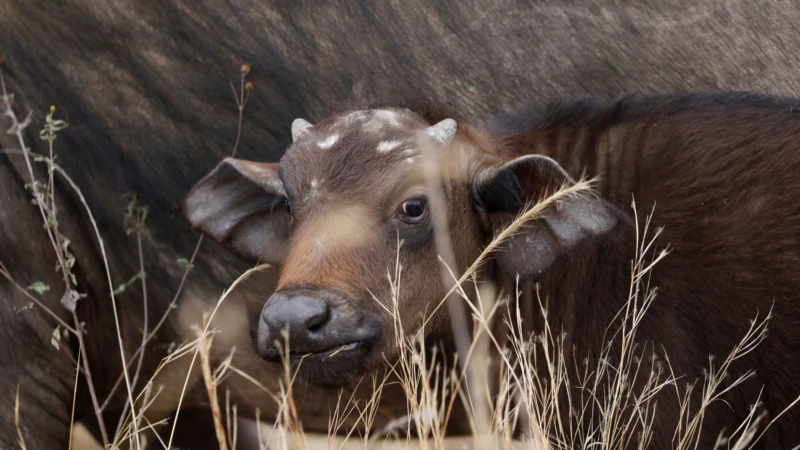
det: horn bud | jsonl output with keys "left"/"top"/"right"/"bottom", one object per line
{"left": 291, "top": 118, "right": 313, "bottom": 142}
{"left": 427, "top": 118, "right": 457, "bottom": 146}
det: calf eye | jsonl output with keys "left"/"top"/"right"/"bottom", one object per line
{"left": 398, "top": 198, "right": 426, "bottom": 223}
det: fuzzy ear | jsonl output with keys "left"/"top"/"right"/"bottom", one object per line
{"left": 475, "top": 155, "right": 619, "bottom": 278}
{"left": 184, "top": 157, "right": 290, "bottom": 264}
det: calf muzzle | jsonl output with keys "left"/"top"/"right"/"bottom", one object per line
{"left": 256, "top": 287, "right": 381, "bottom": 364}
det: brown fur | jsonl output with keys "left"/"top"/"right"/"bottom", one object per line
{"left": 188, "top": 92, "right": 800, "bottom": 448}
{"left": 473, "top": 93, "right": 800, "bottom": 448}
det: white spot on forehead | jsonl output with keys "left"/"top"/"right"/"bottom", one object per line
{"left": 345, "top": 110, "right": 369, "bottom": 125}
{"left": 373, "top": 109, "right": 401, "bottom": 127}
{"left": 377, "top": 140, "right": 402, "bottom": 153}
{"left": 303, "top": 178, "right": 322, "bottom": 203}
{"left": 362, "top": 120, "right": 384, "bottom": 134}
{"left": 334, "top": 108, "right": 422, "bottom": 136}
{"left": 331, "top": 107, "right": 422, "bottom": 140}
{"left": 317, "top": 133, "right": 339, "bottom": 149}
{"left": 401, "top": 148, "right": 416, "bottom": 156}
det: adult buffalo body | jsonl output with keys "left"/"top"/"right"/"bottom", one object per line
{"left": 187, "top": 94, "right": 800, "bottom": 448}
{"left": 3, "top": 0, "right": 800, "bottom": 448}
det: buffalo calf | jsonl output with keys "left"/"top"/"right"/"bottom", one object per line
{"left": 186, "top": 93, "right": 800, "bottom": 448}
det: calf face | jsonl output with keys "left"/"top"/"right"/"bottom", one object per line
{"left": 184, "top": 107, "right": 617, "bottom": 387}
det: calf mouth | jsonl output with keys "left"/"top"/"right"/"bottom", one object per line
{"left": 288, "top": 340, "right": 366, "bottom": 359}
{"left": 274, "top": 338, "right": 378, "bottom": 388}
{"left": 257, "top": 323, "right": 382, "bottom": 388}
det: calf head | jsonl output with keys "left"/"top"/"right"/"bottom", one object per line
{"left": 184, "top": 107, "right": 618, "bottom": 387}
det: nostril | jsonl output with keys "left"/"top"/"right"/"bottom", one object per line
{"left": 301, "top": 300, "right": 329, "bottom": 333}
{"left": 306, "top": 315, "right": 326, "bottom": 332}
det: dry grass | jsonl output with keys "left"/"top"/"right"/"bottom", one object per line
{"left": 67, "top": 189, "right": 790, "bottom": 450}
{"left": 1, "top": 67, "right": 796, "bottom": 450}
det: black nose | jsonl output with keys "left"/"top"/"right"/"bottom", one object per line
{"left": 260, "top": 293, "right": 330, "bottom": 350}
{"left": 256, "top": 288, "right": 382, "bottom": 362}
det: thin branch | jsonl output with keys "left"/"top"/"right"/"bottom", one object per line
{"left": 99, "top": 234, "right": 204, "bottom": 411}
{"left": 112, "top": 222, "right": 149, "bottom": 439}
{"left": 0, "top": 261, "right": 77, "bottom": 334}
{"left": 230, "top": 64, "right": 252, "bottom": 158}
{"left": 101, "top": 65, "right": 250, "bottom": 412}
{"left": 49, "top": 156, "right": 139, "bottom": 448}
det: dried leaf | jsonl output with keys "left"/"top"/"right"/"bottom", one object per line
{"left": 60, "top": 289, "right": 86, "bottom": 312}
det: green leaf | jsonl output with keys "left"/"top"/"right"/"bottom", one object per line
{"left": 177, "top": 258, "right": 192, "bottom": 268}
{"left": 113, "top": 273, "right": 141, "bottom": 295}
{"left": 51, "top": 325, "right": 61, "bottom": 349}
{"left": 24, "top": 181, "right": 42, "bottom": 192}
{"left": 26, "top": 281, "right": 50, "bottom": 295}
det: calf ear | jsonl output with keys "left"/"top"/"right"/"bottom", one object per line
{"left": 183, "top": 157, "right": 290, "bottom": 264}
{"left": 475, "top": 155, "right": 619, "bottom": 279}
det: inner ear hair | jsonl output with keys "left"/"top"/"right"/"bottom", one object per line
{"left": 480, "top": 154, "right": 576, "bottom": 213}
